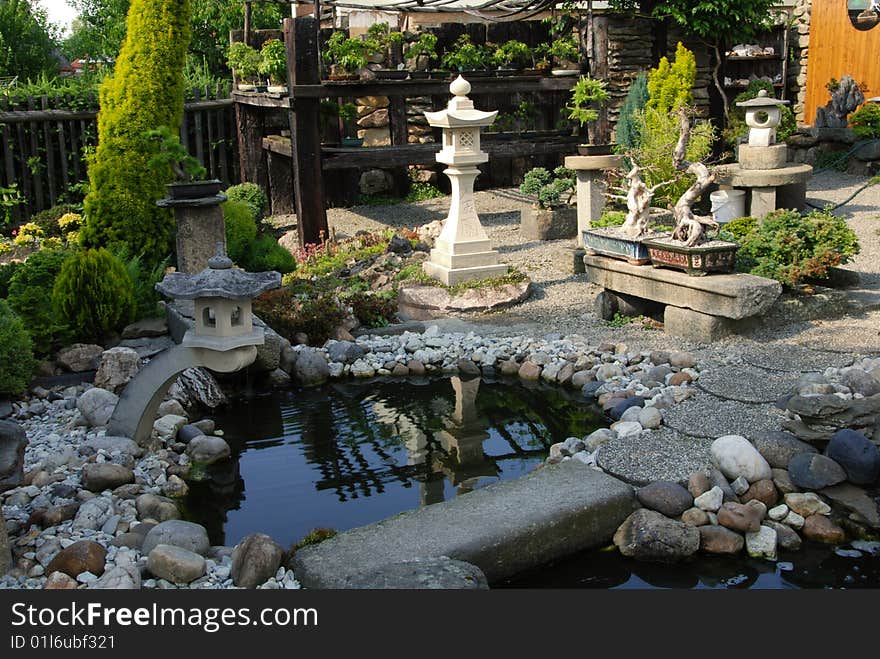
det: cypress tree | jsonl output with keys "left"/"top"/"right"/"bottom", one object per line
{"left": 80, "top": 0, "right": 192, "bottom": 268}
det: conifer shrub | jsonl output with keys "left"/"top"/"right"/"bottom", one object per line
{"left": 646, "top": 42, "right": 696, "bottom": 114}
{"left": 241, "top": 235, "right": 297, "bottom": 274}
{"left": 80, "top": 0, "right": 192, "bottom": 268}
{"left": 223, "top": 199, "right": 258, "bottom": 263}
{"left": 615, "top": 72, "right": 648, "bottom": 152}
{"left": 225, "top": 183, "right": 268, "bottom": 221}
{"left": 7, "top": 248, "right": 71, "bottom": 356}
{"left": 0, "top": 300, "right": 36, "bottom": 397}
{"left": 52, "top": 248, "right": 136, "bottom": 342}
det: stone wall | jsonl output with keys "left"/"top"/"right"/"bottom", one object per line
{"left": 788, "top": 0, "right": 812, "bottom": 124}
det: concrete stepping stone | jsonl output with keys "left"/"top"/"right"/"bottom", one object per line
{"left": 696, "top": 364, "right": 800, "bottom": 403}
{"left": 662, "top": 393, "right": 783, "bottom": 440}
{"left": 597, "top": 427, "right": 713, "bottom": 486}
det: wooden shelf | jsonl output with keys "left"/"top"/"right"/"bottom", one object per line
{"left": 726, "top": 54, "right": 782, "bottom": 61}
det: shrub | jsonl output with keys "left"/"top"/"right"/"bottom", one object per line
{"left": 52, "top": 248, "right": 136, "bottom": 342}
{"left": 0, "top": 260, "right": 22, "bottom": 298}
{"left": 222, "top": 200, "right": 258, "bottom": 263}
{"left": 616, "top": 72, "right": 649, "bottom": 152}
{"left": 80, "top": 0, "right": 192, "bottom": 269}
{"left": 241, "top": 235, "right": 297, "bottom": 274}
{"left": 850, "top": 103, "right": 880, "bottom": 139}
{"left": 343, "top": 290, "right": 397, "bottom": 327}
{"left": 30, "top": 204, "right": 78, "bottom": 237}
{"left": 12, "top": 222, "right": 44, "bottom": 246}
{"left": 724, "top": 215, "right": 758, "bottom": 241}
{"left": 519, "top": 166, "right": 575, "bottom": 209}
{"left": 253, "top": 288, "right": 343, "bottom": 346}
{"left": 7, "top": 249, "right": 71, "bottom": 355}
{"left": 735, "top": 208, "right": 860, "bottom": 287}
{"left": 224, "top": 183, "right": 268, "bottom": 221}
{"left": 109, "top": 244, "right": 167, "bottom": 320}
{"left": 646, "top": 42, "right": 695, "bottom": 114}
{"left": 288, "top": 528, "right": 337, "bottom": 556}
{"left": 591, "top": 210, "right": 627, "bottom": 228}
{"left": 0, "top": 300, "right": 36, "bottom": 397}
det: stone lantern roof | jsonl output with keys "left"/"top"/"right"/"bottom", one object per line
{"left": 424, "top": 76, "right": 497, "bottom": 128}
{"left": 155, "top": 250, "right": 281, "bottom": 300}
{"left": 736, "top": 89, "right": 789, "bottom": 108}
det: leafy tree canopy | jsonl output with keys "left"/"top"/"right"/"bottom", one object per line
{"left": 0, "top": 0, "right": 59, "bottom": 79}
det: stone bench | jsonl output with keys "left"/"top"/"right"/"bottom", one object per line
{"left": 584, "top": 254, "right": 782, "bottom": 342}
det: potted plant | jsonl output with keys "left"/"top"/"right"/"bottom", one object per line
{"left": 323, "top": 31, "right": 367, "bottom": 81}
{"left": 531, "top": 44, "right": 553, "bottom": 76}
{"left": 547, "top": 36, "right": 580, "bottom": 76}
{"left": 567, "top": 74, "right": 611, "bottom": 155}
{"left": 227, "top": 42, "right": 263, "bottom": 91}
{"left": 405, "top": 32, "right": 439, "bottom": 78}
{"left": 491, "top": 40, "right": 531, "bottom": 75}
{"left": 487, "top": 112, "right": 516, "bottom": 140}
{"left": 518, "top": 166, "right": 578, "bottom": 240}
{"left": 146, "top": 126, "right": 220, "bottom": 199}
{"left": 338, "top": 102, "right": 363, "bottom": 147}
{"left": 367, "top": 23, "right": 408, "bottom": 79}
{"left": 440, "top": 35, "right": 491, "bottom": 76}
{"left": 514, "top": 100, "right": 540, "bottom": 136}
{"left": 259, "top": 38, "right": 288, "bottom": 94}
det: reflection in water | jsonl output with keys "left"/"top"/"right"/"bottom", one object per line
{"left": 183, "top": 376, "right": 603, "bottom": 547}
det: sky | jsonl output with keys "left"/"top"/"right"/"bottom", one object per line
{"left": 38, "top": 0, "right": 78, "bottom": 35}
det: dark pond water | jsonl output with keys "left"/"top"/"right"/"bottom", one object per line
{"left": 183, "top": 376, "right": 604, "bottom": 548}
{"left": 182, "top": 376, "right": 880, "bottom": 589}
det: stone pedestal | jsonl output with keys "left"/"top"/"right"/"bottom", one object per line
{"left": 715, "top": 164, "right": 813, "bottom": 218}
{"left": 157, "top": 194, "right": 227, "bottom": 274}
{"left": 564, "top": 154, "right": 623, "bottom": 246}
{"left": 738, "top": 144, "right": 788, "bottom": 170}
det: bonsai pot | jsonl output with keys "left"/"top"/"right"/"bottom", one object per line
{"left": 166, "top": 179, "right": 223, "bottom": 200}
{"left": 328, "top": 73, "right": 360, "bottom": 82}
{"left": 375, "top": 69, "right": 408, "bottom": 80}
{"left": 341, "top": 137, "right": 364, "bottom": 148}
{"left": 237, "top": 83, "right": 257, "bottom": 92}
{"left": 408, "top": 70, "right": 429, "bottom": 80}
{"left": 551, "top": 69, "right": 579, "bottom": 77}
{"left": 577, "top": 143, "right": 614, "bottom": 156}
{"left": 495, "top": 67, "right": 519, "bottom": 77}
{"left": 267, "top": 85, "right": 288, "bottom": 94}
{"left": 582, "top": 226, "right": 665, "bottom": 265}
{"left": 641, "top": 236, "right": 739, "bottom": 276}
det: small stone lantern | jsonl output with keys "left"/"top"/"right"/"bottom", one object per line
{"left": 422, "top": 76, "right": 508, "bottom": 285}
{"left": 735, "top": 89, "right": 790, "bottom": 170}
{"left": 155, "top": 248, "right": 280, "bottom": 351}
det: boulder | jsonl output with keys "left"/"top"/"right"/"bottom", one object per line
{"left": 342, "top": 557, "right": 488, "bottom": 589}
{"left": 0, "top": 419, "right": 27, "bottom": 492}
{"left": 764, "top": 520, "right": 802, "bottom": 551}
{"left": 636, "top": 481, "right": 694, "bottom": 517}
{"left": 157, "top": 399, "right": 187, "bottom": 418}
{"left": 699, "top": 525, "right": 744, "bottom": 555}
{"left": 613, "top": 509, "right": 700, "bottom": 563}
{"left": 293, "top": 348, "right": 330, "bottom": 387}
{"left": 43, "top": 502, "right": 80, "bottom": 528}
{"left": 94, "top": 346, "right": 142, "bottom": 394}
{"left": 72, "top": 497, "right": 114, "bottom": 531}
{"left": 136, "top": 493, "right": 180, "bottom": 522}
{"left": 710, "top": 435, "right": 772, "bottom": 482}
{"left": 687, "top": 471, "right": 712, "bottom": 498}
{"left": 253, "top": 325, "right": 284, "bottom": 373}
{"left": 326, "top": 340, "right": 366, "bottom": 365}
{"left": 44, "top": 572, "right": 79, "bottom": 589}
{"left": 121, "top": 317, "right": 168, "bottom": 339}
{"left": 708, "top": 468, "right": 740, "bottom": 503}
{"left": 771, "top": 468, "right": 799, "bottom": 495}
{"left": 76, "top": 388, "right": 119, "bottom": 427}
{"left": 717, "top": 501, "right": 764, "bottom": 533}
{"left": 186, "top": 435, "right": 231, "bottom": 465}
{"left": 741, "top": 479, "right": 778, "bottom": 508}
{"left": 839, "top": 367, "right": 880, "bottom": 397}
{"left": 147, "top": 544, "right": 206, "bottom": 584}
{"left": 231, "top": 533, "right": 285, "bottom": 588}
{"left": 56, "top": 343, "right": 104, "bottom": 372}
{"left": 518, "top": 361, "right": 541, "bottom": 381}
{"left": 92, "top": 564, "right": 141, "bottom": 589}
{"left": 168, "top": 367, "right": 227, "bottom": 410}
{"left": 745, "top": 526, "right": 777, "bottom": 560}
{"left": 819, "top": 483, "right": 880, "bottom": 528}
{"left": 141, "top": 520, "right": 210, "bottom": 556}
{"left": 751, "top": 431, "right": 817, "bottom": 469}
{"left": 45, "top": 540, "right": 107, "bottom": 578}
{"left": 681, "top": 507, "right": 710, "bottom": 526}
{"left": 638, "top": 406, "right": 663, "bottom": 429}
{"left": 802, "top": 514, "right": 846, "bottom": 544}
{"left": 694, "top": 486, "right": 724, "bottom": 512}
{"left": 82, "top": 436, "right": 142, "bottom": 458}
{"left": 788, "top": 453, "right": 847, "bottom": 490}
{"left": 153, "top": 414, "right": 187, "bottom": 443}
{"left": 81, "top": 463, "right": 134, "bottom": 492}
{"left": 824, "top": 429, "right": 880, "bottom": 485}
{"left": 783, "top": 492, "right": 831, "bottom": 517}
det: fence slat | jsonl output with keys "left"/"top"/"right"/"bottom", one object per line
{"left": 41, "top": 96, "right": 57, "bottom": 207}
{"left": 27, "top": 97, "right": 45, "bottom": 212}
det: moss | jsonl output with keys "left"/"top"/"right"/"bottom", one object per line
{"left": 288, "top": 528, "right": 338, "bottom": 556}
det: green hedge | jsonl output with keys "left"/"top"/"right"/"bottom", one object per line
{"left": 6, "top": 248, "right": 70, "bottom": 356}
{"left": 0, "top": 299, "right": 36, "bottom": 397}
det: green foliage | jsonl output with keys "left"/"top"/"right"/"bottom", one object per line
{"left": 440, "top": 35, "right": 489, "bottom": 71}
{"left": 7, "top": 249, "right": 71, "bottom": 355}
{"left": 0, "top": 0, "right": 58, "bottom": 80}
{"left": 81, "top": 0, "right": 192, "bottom": 270}
{"left": 723, "top": 82, "right": 796, "bottom": 149}
{"left": 0, "top": 261, "right": 22, "bottom": 298}
{"left": 646, "top": 42, "right": 696, "bottom": 114}
{"left": 405, "top": 32, "right": 438, "bottom": 64}
{"left": 254, "top": 288, "right": 343, "bottom": 346}
{"left": 406, "top": 180, "right": 444, "bottom": 202}
{"left": 723, "top": 215, "right": 758, "bottom": 241}
{"left": 52, "top": 248, "right": 136, "bottom": 341}
{"left": 323, "top": 31, "right": 368, "bottom": 74}
{"left": 222, "top": 200, "right": 257, "bottom": 264}
{"left": 289, "top": 528, "right": 337, "bottom": 556}
{"left": 108, "top": 243, "right": 166, "bottom": 320}
{"left": 0, "top": 183, "right": 23, "bottom": 232}
{"left": 592, "top": 210, "right": 627, "bottom": 228}
{"left": 226, "top": 41, "right": 261, "bottom": 81}
{"left": 491, "top": 40, "right": 531, "bottom": 68}
{"left": 850, "top": 103, "right": 880, "bottom": 139}
{"left": 541, "top": 35, "right": 579, "bottom": 65}
{"left": 224, "top": 182, "right": 268, "bottom": 222}
{"left": 735, "top": 208, "right": 861, "bottom": 287}
{"left": 292, "top": 232, "right": 391, "bottom": 279}
{"left": 567, "top": 75, "right": 609, "bottom": 129}
{"left": 649, "top": 0, "right": 776, "bottom": 45}
{"left": 342, "top": 290, "right": 397, "bottom": 328}
{"left": 145, "top": 125, "right": 206, "bottom": 182}
{"left": 28, "top": 204, "right": 79, "bottom": 238}
{"left": 520, "top": 167, "right": 576, "bottom": 209}
{"left": 519, "top": 167, "right": 552, "bottom": 195}
{"left": 259, "top": 38, "right": 287, "bottom": 84}
{"left": 241, "top": 235, "right": 296, "bottom": 274}
{"left": 615, "top": 72, "right": 649, "bottom": 151}
{"left": 64, "top": 0, "right": 130, "bottom": 61}
{"left": 0, "top": 299, "right": 36, "bottom": 397}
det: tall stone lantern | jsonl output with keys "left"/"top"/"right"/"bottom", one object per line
{"left": 422, "top": 76, "right": 508, "bottom": 285}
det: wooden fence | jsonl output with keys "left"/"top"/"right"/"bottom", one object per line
{"left": 0, "top": 87, "right": 239, "bottom": 222}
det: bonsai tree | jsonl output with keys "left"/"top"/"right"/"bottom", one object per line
{"left": 405, "top": 32, "right": 438, "bottom": 69}
{"left": 365, "top": 22, "right": 404, "bottom": 64}
{"left": 492, "top": 40, "right": 531, "bottom": 70}
{"left": 226, "top": 41, "right": 262, "bottom": 86}
{"left": 567, "top": 75, "right": 610, "bottom": 143}
{"left": 259, "top": 38, "right": 287, "bottom": 87}
{"left": 514, "top": 101, "right": 539, "bottom": 132}
{"left": 440, "top": 35, "right": 490, "bottom": 72}
{"left": 520, "top": 166, "right": 576, "bottom": 209}
{"left": 669, "top": 107, "right": 718, "bottom": 246}
{"left": 145, "top": 126, "right": 207, "bottom": 183}
{"left": 338, "top": 101, "right": 358, "bottom": 138}
{"left": 323, "top": 31, "right": 368, "bottom": 78}
{"left": 545, "top": 36, "right": 579, "bottom": 69}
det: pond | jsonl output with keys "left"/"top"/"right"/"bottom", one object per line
{"left": 182, "top": 375, "right": 604, "bottom": 548}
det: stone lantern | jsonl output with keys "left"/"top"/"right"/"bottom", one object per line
{"left": 422, "top": 76, "right": 508, "bottom": 285}
{"left": 155, "top": 248, "right": 280, "bottom": 351}
{"left": 736, "top": 90, "right": 790, "bottom": 169}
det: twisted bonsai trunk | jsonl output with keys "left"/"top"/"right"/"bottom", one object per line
{"left": 671, "top": 107, "right": 718, "bottom": 247}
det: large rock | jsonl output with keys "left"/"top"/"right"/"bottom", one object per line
{"left": 94, "top": 346, "right": 142, "bottom": 394}
{"left": 802, "top": 514, "right": 846, "bottom": 544}
{"left": 231, "top": 533, "right": 284, "bottom": 588}
{"left": 764, "top": 520, "right": 802, "bottom": 551}
{"left": 741, "top": 479, "right": 778, "bottom": 508}
{"left": 358, "top": 168, "right": 394, "bottom": 194}
{"left": 72, "top": 497, "right": 114, "bottom": 531}
{"left": 839, "top": 367, "right": 880, "bottom": 397}
{"left": 710, "top": 435, "right": 772, "bottom": 482}
{"left": 787, "top": 393, "right": 880, "bottom": 429}
{"left": 824, "top": 429, "right": 880, "bottom": 485}
{"left": 717, "top": 501, "right": 764, "bottom": 533}
{"left": 121, "top": 317, "right": 167, "bottom": 339}
{"left": 699, "top": 525, "right": 744, "bottom": 554}
{"left": 0, "top": 420, "right": 27, "bottom": 492}
{"left": 141, "top": 520, "right": 210, "bottom": 556}
{"left": 186, "top": 435, "right": 231, "bottom": 465}
{"left": 325, "top": 340, "right": 366, "bottom": 365}
{"left": 784, "top": 492, "right": 831, "bottom": 517}
{"left": 56, "top": 343, "right": 104, "bottom": 372}
{"left": 168, "top": 367, "right": 227, "bottom": 410}
{"left": 82, "top": 463, "right": 134, "bottom": 492}
{"left": 253, "top": 324, "right": 284, "bottom": 372}
{"left": 147, "top": 544, "right": 206, "bottom": 584}
{"left": 45, "top": 540, "right": 107, "bottom": 578}
{"left": 153, "top": 414, "right": 187, "bottom": 443}
{"left": 751, "top": 431, "right": 817, "bottom": 469}
{"left": 76, "top": 388, "right": 119, "bottom": 427}
{"left": 613, "top": 509, "right": 700, "bottom": 563}
{"left": 82, "top": 436, "right": 142, "bottom": 458}
{"left": 788, "top": 453, "right": 847, "bottom": 490}
{"left": 745, "top": 526, "right": 777, "bottom": 560}
{"left": 343, "top": 557, "right": 488, "bottom": 589}
{"left": 636, "top": 481, "right": 694, "bottom": 518}
{"left": 819, "top": 483, "right": 880, "bottom": 528}
{"left": 136, "top": 493, "right": 180, "bottom": 522}
{"left": 92, "top": 564, "right": 141, "bottom": 589}
{"left": 293, "top": 348, "right": 330, "bottom": 387}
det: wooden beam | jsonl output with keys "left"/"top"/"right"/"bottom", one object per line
{"left": 291, "top": 76, "right": 578, "bottom": 99}
{"left": 285, "top": 16, "right": 328, "bottom": 247}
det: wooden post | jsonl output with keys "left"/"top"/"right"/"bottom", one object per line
{"left": 286, "top": 16, "right": 328, "bottom": 247}
{"left": 234, "top": 102, "right": 269, "bottom": 190}
{"left": 388, "top": 96, "right": 409, "bottom": 196}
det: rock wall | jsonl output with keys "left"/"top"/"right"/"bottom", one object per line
{"left": 788, "top": 0, "right": 812, "bottom": 124}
